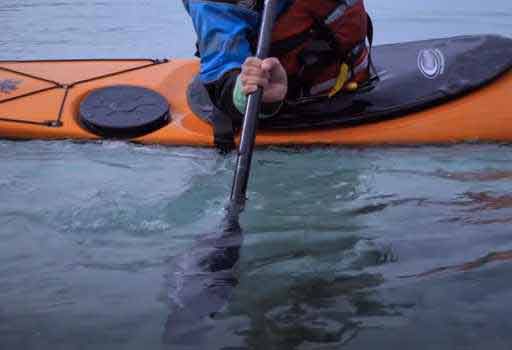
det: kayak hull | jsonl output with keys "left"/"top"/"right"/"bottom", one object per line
{"left": 1, "top": 37, "right": 511, "bottom": 146}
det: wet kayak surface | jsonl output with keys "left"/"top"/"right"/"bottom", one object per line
{"left": 1, "top": 1, "right": 512, "bottom": 349}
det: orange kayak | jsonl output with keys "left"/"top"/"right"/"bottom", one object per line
{"left": 1, "top": 35, "right": 511, "bottom": 147}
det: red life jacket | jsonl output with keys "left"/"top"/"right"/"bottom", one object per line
{"left": 269, "top": 0, "right": 372, "bottom": 97}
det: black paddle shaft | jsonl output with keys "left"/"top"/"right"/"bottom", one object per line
{"left": 229, "top": 0, "right": 278, "bottom": 211}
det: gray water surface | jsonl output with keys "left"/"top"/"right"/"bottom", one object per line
{"left": 1, "top": 1, "right": 512, "bottom": 349}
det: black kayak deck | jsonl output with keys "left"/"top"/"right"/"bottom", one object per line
{"left": 188, "top": 35, "right": 512, "bottom": 130}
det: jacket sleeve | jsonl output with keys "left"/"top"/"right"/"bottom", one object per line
{"left": 204, "top": 69, "right": 245, "bottom": 124}
{"left": 183, "top": 0, "right": 259, "bottom": 83}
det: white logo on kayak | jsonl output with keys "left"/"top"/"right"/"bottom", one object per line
{"left": 417, "top": 49, "right": 446, "bottom": 79}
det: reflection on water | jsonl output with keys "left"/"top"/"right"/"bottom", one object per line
{"left": 403, "top": 250, "right": 512, "bottom": 278}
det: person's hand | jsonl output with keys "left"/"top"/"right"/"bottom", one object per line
{"left": 239, "top": 57, "right": 288, "bottom": 103}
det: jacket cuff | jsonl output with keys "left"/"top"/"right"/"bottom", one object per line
{"left": 232, "top": 75, "right": 284, "bottom": 119}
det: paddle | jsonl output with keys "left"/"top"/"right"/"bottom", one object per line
{"left": 164, "top": 0, "right": 278, "bottom": 343}
{"left": 229, "top": 0, "right": 277, "bottom": 214}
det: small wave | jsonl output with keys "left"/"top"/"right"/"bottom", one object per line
{"left": 400, "top": 250, "right": 512, "bottom": 279}
{"left": 79, "top": 259, "right": 165, "bottom": 273}
{"left": 460, "top": 192, "right": 512, "bottom": 211}
{"left": 133, "top": 219, "right": 172, "bottom": 232}
{"left": 349, "top": 197, "right": 427, "bottom": 216}
{"left": 434, "top": 191, "right": 512, "bottom": 225}
{"left": 385, "top": 168, "right": 512, "bottom": 183}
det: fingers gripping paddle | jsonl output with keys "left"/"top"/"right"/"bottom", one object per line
{"left": 164, "top": 0, "right": 278, "bottom": 343}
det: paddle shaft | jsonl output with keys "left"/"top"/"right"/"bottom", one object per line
{"left": 229, "top": 0, "right": 277, "bottom": 210}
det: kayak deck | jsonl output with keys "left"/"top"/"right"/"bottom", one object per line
{"left": 0, "top": 36, "right": 511, "bottom": 146}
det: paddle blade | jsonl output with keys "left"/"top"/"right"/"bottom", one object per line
{"left": 163, "top": 221, "right": 242, "bottom": 344}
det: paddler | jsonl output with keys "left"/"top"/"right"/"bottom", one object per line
{"left": 182, "top": 0, "right": 372, "bottom": 147}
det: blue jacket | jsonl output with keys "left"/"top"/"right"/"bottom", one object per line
{"left": 183, "top": 0, "right": 291, "bottom": 83}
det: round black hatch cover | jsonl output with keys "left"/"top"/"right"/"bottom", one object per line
{"left": 79, "top": 85, "right": 170, "bottom": 138}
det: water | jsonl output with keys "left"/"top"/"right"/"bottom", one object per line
{"left": 1, "top": 1, "right": 512, "bottom": 349}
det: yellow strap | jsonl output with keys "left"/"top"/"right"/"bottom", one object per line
{"left": 328, "top": 63, "right": 349, "bottom": 98}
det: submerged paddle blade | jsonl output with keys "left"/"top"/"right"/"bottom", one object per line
{"left": 163, "top": 220, "right": 243, "bottom": 343}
